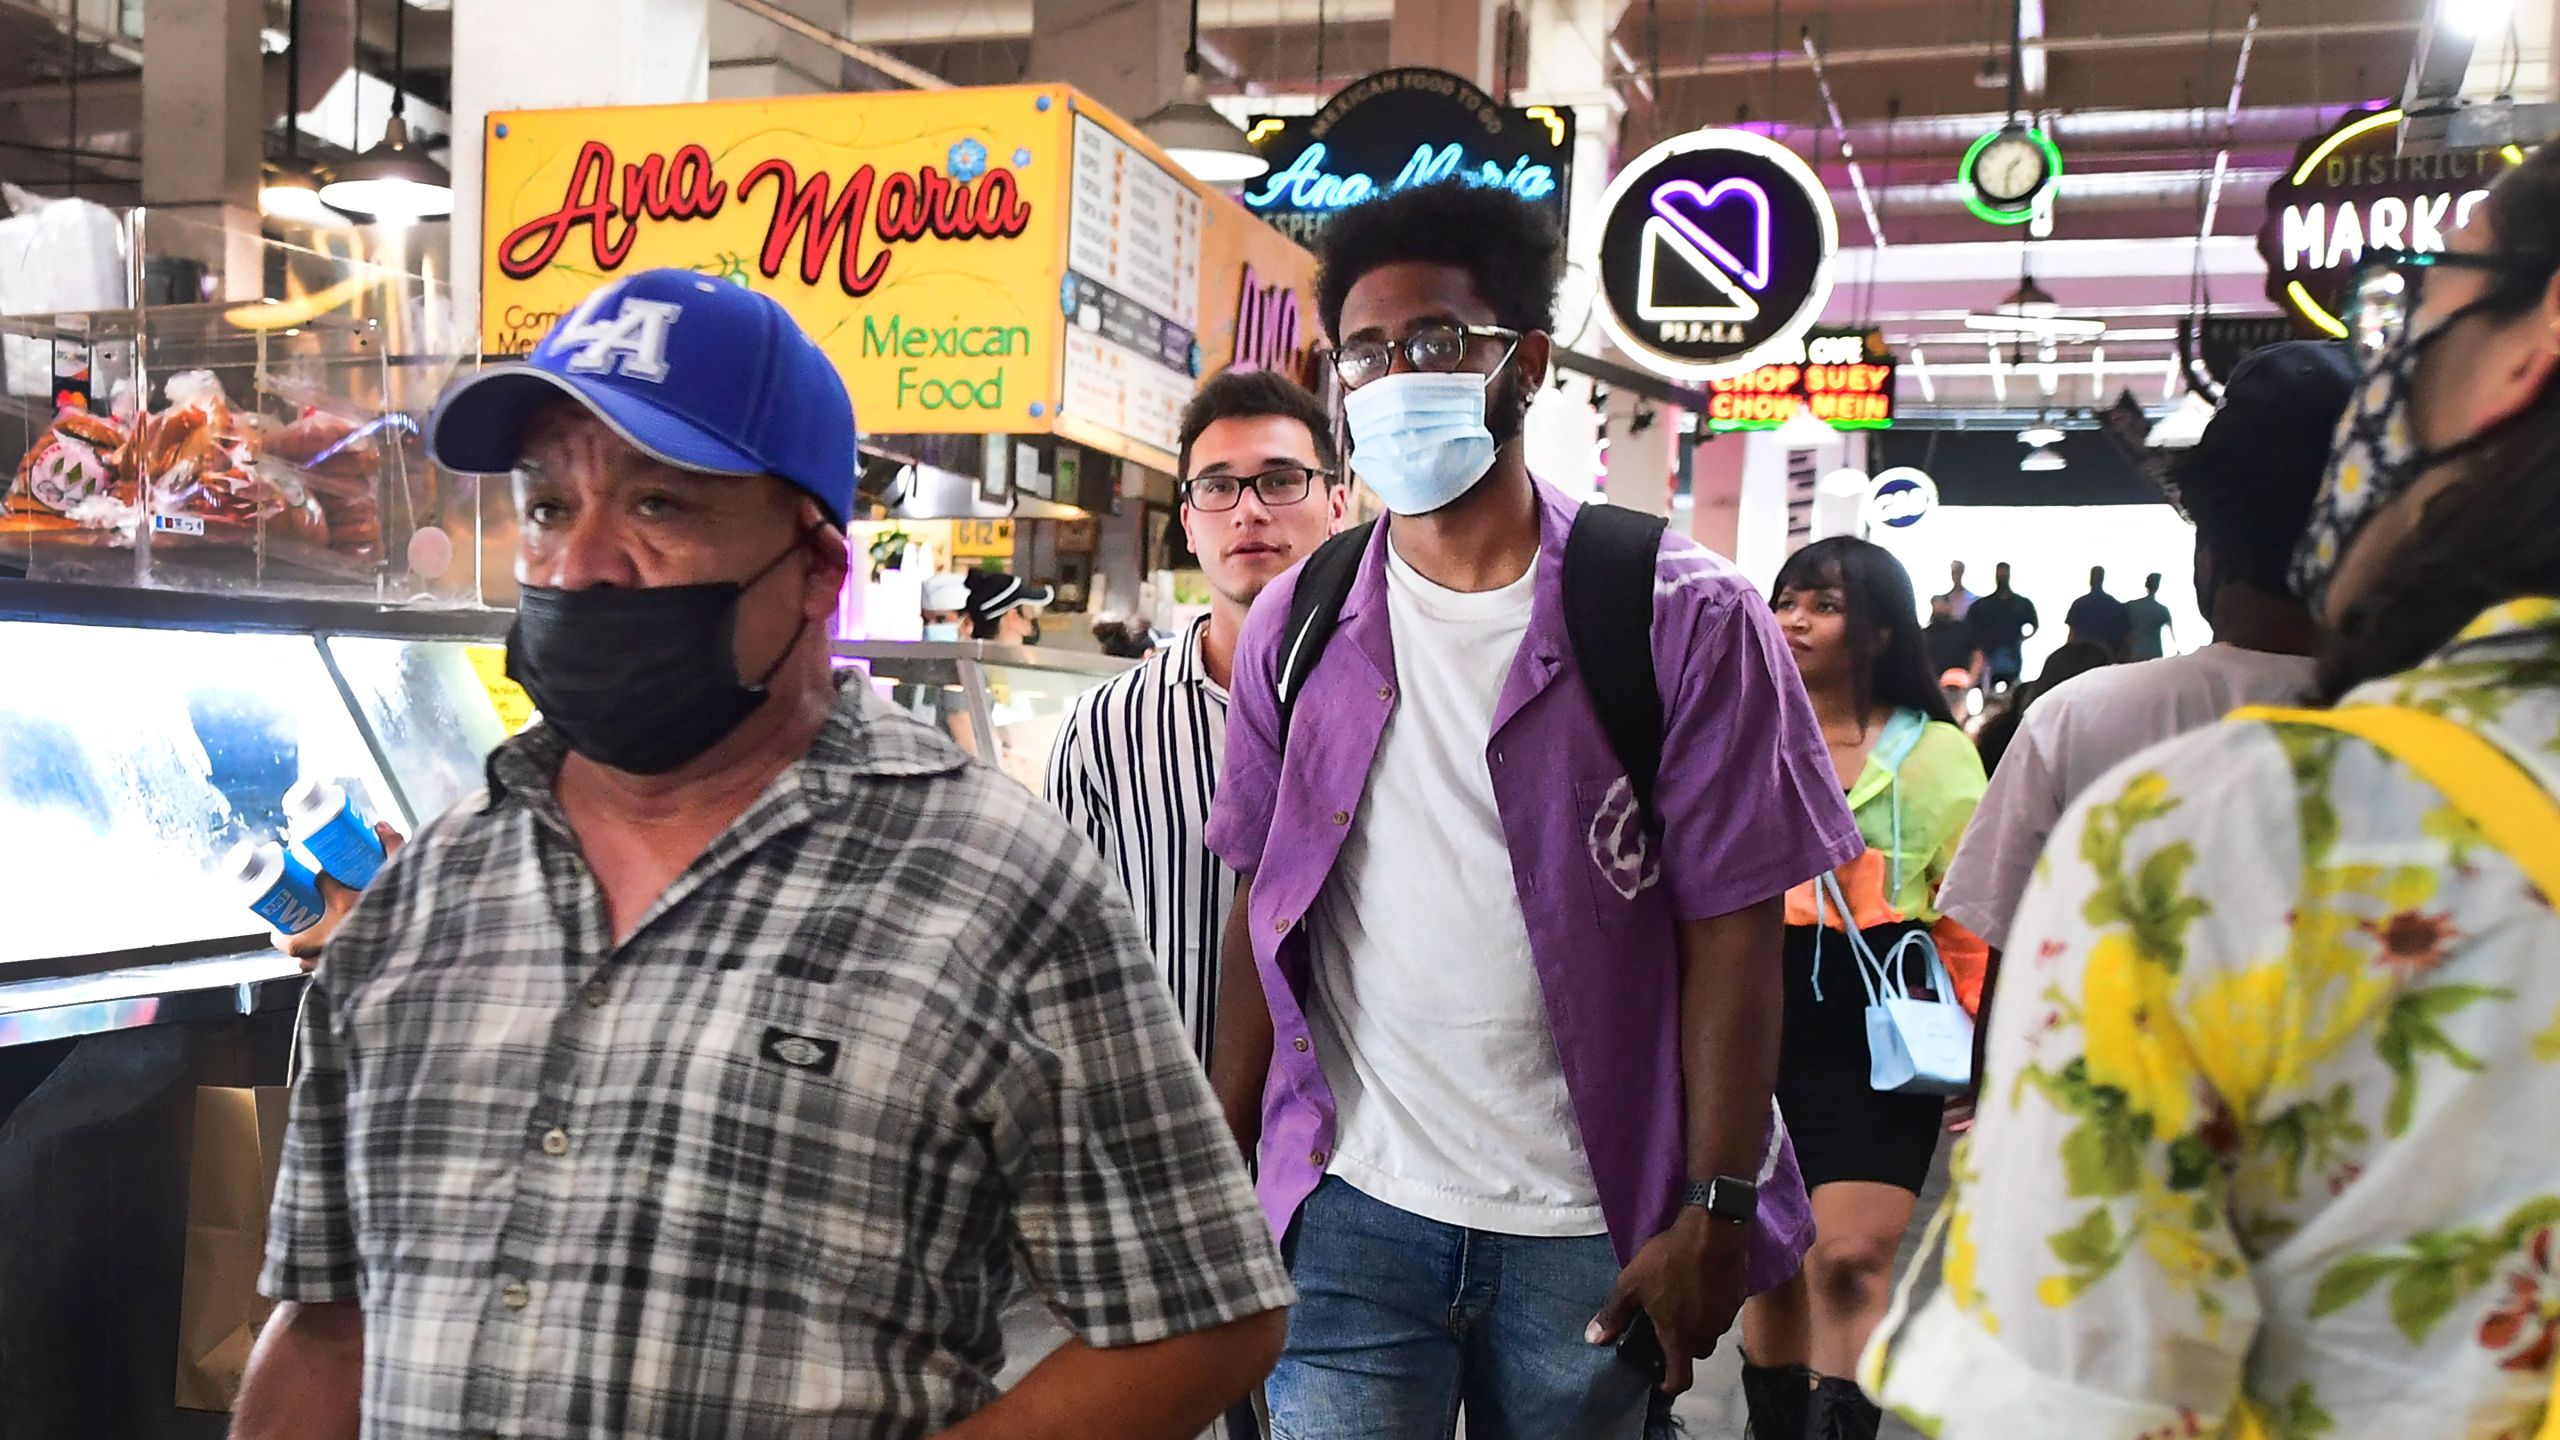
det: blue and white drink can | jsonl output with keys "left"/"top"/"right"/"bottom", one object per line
{"left": 228, "top": 840, "right": 328, "bottom": 936}
{"left": 285, "top": 778, "right": 386, "bottom": 891}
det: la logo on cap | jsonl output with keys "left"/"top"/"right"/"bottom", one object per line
{"left": 554, "top": 287, "right": 682, "bottom": 383}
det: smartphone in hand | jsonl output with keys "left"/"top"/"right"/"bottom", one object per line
{"left": 1615, "top": 1312, "right": 1667, "bottom": 1382}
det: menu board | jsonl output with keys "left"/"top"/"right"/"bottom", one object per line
{"left": 1064, "top": 114, "right": 1204, "bottom": 456}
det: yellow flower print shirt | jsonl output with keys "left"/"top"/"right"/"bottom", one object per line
{"left": 1868, "top": 601, "right": 2560, "bottom": 1440}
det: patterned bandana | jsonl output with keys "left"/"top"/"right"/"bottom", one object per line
{"left": 2291, "top": 297, "right": 2542, "bottom": 615}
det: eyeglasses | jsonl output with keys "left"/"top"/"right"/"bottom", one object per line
{"left": 2346, "top": 249, "right": 2555, "bottom": 362}
{"left": 1182, "top": 465, "right": 1330, "bottom": 512}
{"left": 1332, "top": 322, "right": 1520, "bottom": 390}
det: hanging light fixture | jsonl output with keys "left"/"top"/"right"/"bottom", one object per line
{"left": 264, "top": 157, "right": 340, "bottom": 228}
{"left": 261, "top": 0, "right": 344, "bottom": 226}
{"left": 2000, "top": 273, "right": 2059, "bottom": 315}
{"left": 1136, "top": 0, "right": 1269, "bottom": 185}
{"left": 2020, "top": 442, "right": 2067, "bottom": 472}
{"left": 320, "top": 0, "right": 453, "bottom": 223}
{"left": 2019, "top": 420, "right": 2064, "bottom": 448}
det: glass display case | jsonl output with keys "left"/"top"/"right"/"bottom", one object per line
{"left": 0, "top": 601, "right": 1126, "bottom": 1039}
{"left": 0, "top": 580, "right": 510, "bottom": 1038}
{"left": 835, "top": 639, "right": 1131, "bottom": 793}
{"left": 1, "top": 213, "right": 484, "bottom": 607}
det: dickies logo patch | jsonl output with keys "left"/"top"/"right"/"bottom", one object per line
{"left": 760, "top": 1027, "right": 840, "bottom": 1075}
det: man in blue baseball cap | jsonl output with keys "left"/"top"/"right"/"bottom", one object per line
{"left": 236, "top": 270, "right": 1293, "bottom": 1440}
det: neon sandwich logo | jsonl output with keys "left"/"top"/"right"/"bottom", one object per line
{"left": 1636, "top": 178, "right": 1772, "bottom": 335}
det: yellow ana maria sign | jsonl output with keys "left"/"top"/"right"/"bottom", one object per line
{"left": 480, "top": 84, "right": 1316, "bottom": 466}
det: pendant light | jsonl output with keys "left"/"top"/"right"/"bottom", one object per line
{"left": 260, "top": 0, "right": 343, "bottom": 226}
{"left": 320, "top": 0, "right": 453, "bottom": 223}
{"left": 1135, "top": 0, "right": 1269, "bottom": 185}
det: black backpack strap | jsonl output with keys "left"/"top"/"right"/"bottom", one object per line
{"left": 1275, "top": 521, "right": 1378, "bottom": 749}
{"left": 1561, "top": 504, "right": 1669, "bottom": 828}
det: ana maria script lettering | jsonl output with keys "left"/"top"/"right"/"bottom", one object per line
{"left": 1244, "top": 140, "right": 1557, "bottom": 213}
{"left": 497, "top": 139, "right": 1033, "bottom": 297}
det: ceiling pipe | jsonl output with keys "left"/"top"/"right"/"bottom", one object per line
{"left": 2194, "top": 10, "right": 2261, "bottom": 252}
{"left": 1650, "top": 19, "right": 2420, "bottom": 80}
{"left": 1803, "top": 29, "right": 1887, "bottom": 248}
{"left": 1862, "top": 167, "right": 2283, "bottom": 212}
{"left": 2018, "top": 0, "right": 2047, "bottom": 98}
{"left": 836, "top": 0, "right": 1396, "bottom": 44}
{"left": 1802, "top": 103, "right": 2352, "bottom": 159}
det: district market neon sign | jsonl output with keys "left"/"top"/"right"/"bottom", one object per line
{"left": 2260, "top": 107, "right": 2531, "bottom": 339}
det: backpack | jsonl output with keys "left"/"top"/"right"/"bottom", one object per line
{"left": 1273, "top": 504, "right": 1670, "bottom": 827}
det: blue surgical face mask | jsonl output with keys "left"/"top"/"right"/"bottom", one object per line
{"left": 1344, "top": 370, "right": 1499, "bottom": 516}
{"left": 922, "top": 621, "right": 962, "bottom": 642}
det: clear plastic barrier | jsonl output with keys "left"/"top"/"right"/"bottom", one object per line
{"left": 834, "top": 640, "right": 1127, "bottom": 792}
{"left": 323, "top": 635, "right": 512, "bottom": 826}
{"left": 0, "top": 620, "right": 399, "bottom": 967}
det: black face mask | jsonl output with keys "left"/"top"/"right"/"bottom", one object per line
{"left": 506, "top": 536, "right": 811, "bottom": 776}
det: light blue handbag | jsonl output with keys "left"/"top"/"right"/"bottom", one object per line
{"left": 1813, "top": 868, "right": 1976, "bottom": 1097}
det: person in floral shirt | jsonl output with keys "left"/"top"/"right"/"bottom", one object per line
{"left": 1868, "top": 144, "right": 2560, "bottom": 1438}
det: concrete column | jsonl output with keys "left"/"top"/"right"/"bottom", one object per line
{"left": 446, "top": 0, "right": 711, "bottom": 345}
{"left": 1026, "top": 0, "right": 1187, "bottom": 132}
{"left": 1390, "top": 0, "right": 1499, "bottom": 89}
{"left": 1514, "top": 0, "right": 1618, "bottom": 503}
{"left": 141, "top": 0, "right": 263, "bottom": 300}
{"left": 1600, "top": 393, "right": 1675, "bottom": 515}
{"left": 1691, "top": 429, "right": 1798, "bottom": 588}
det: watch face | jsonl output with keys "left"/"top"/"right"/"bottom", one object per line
{"left": 1974, "top": 135, "right": 2049, "bottom": 205}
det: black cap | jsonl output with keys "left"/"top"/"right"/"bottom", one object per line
{"left": 2183, "top": 342, "right": 2355, "bottom": 494}
{"left": 963, "top": 569, "right": 1055, "bottom": 622}
{"left": 2170, "top": 340, "right": 2356, "bottom": 592}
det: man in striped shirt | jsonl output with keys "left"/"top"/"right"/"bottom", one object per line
{"left": 1046, "top": 369, "right": 1348, "bottom": 1063}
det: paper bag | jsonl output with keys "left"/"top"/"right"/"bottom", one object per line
{"left": 174, "top": 1085, "right": 290, "bottom": 1412}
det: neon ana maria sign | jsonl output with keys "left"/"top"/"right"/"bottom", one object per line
{"left": 1245, "top": 142, "right": 1558, "bottom": 213}
{"left": 1241, "top": 68, "right": 1573, "bottom": 245}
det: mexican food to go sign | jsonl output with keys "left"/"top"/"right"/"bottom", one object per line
{"left": 482, "top": 85, "right": 1316, "bottom": 462}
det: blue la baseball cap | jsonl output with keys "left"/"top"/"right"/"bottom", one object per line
{"left": 428, "top": 269, "right": 858, "bottom": 524}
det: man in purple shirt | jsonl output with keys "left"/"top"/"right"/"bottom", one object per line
{"left": 1203, "top": 183, "right": 1861, "bottom": 1437}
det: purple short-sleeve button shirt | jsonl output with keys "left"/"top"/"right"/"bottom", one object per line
{"left": 1205, "top": 479, "right": 1862, "bottom": 1285}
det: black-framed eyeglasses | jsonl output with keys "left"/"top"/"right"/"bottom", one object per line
{"left": 2346, "top": 249, "right": 2555, "bottom": 363}
{"left": 1182, "top": 465, "right": 1330, "bottom": 512}
{"left": 1333, "top": 322, "right": 1521, "bottom": 390}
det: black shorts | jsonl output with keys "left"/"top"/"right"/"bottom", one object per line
{"left": 1775, "top": 921, "right": 1946, "bottom": 1195}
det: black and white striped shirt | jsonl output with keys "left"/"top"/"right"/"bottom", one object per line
{"left": 1045, "top": 615, "right": 1232, "bottom": 1065}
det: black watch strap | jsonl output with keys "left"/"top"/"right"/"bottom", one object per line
{"left": 1682, "top": 1175, "right": 1759, "bottom": 1225}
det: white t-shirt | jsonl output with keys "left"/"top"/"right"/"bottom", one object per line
{"left": 1939, "top": 642, "right": 2318, "bottom": 951}
{"left": 1304, "top": 543, "right": 1605, "bottom": 1237}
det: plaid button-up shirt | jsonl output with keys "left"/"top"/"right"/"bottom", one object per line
{"left": 261, "top": 679, "right": 1292, "bottom": 1439}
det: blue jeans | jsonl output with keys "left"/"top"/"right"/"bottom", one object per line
{"left": 1267, "top": 1177, "right": 1673, "bottom": 1440}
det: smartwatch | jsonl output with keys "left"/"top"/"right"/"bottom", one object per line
{"left": 1682, "top": 1175, "right": 1759, "bottom": 1226}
